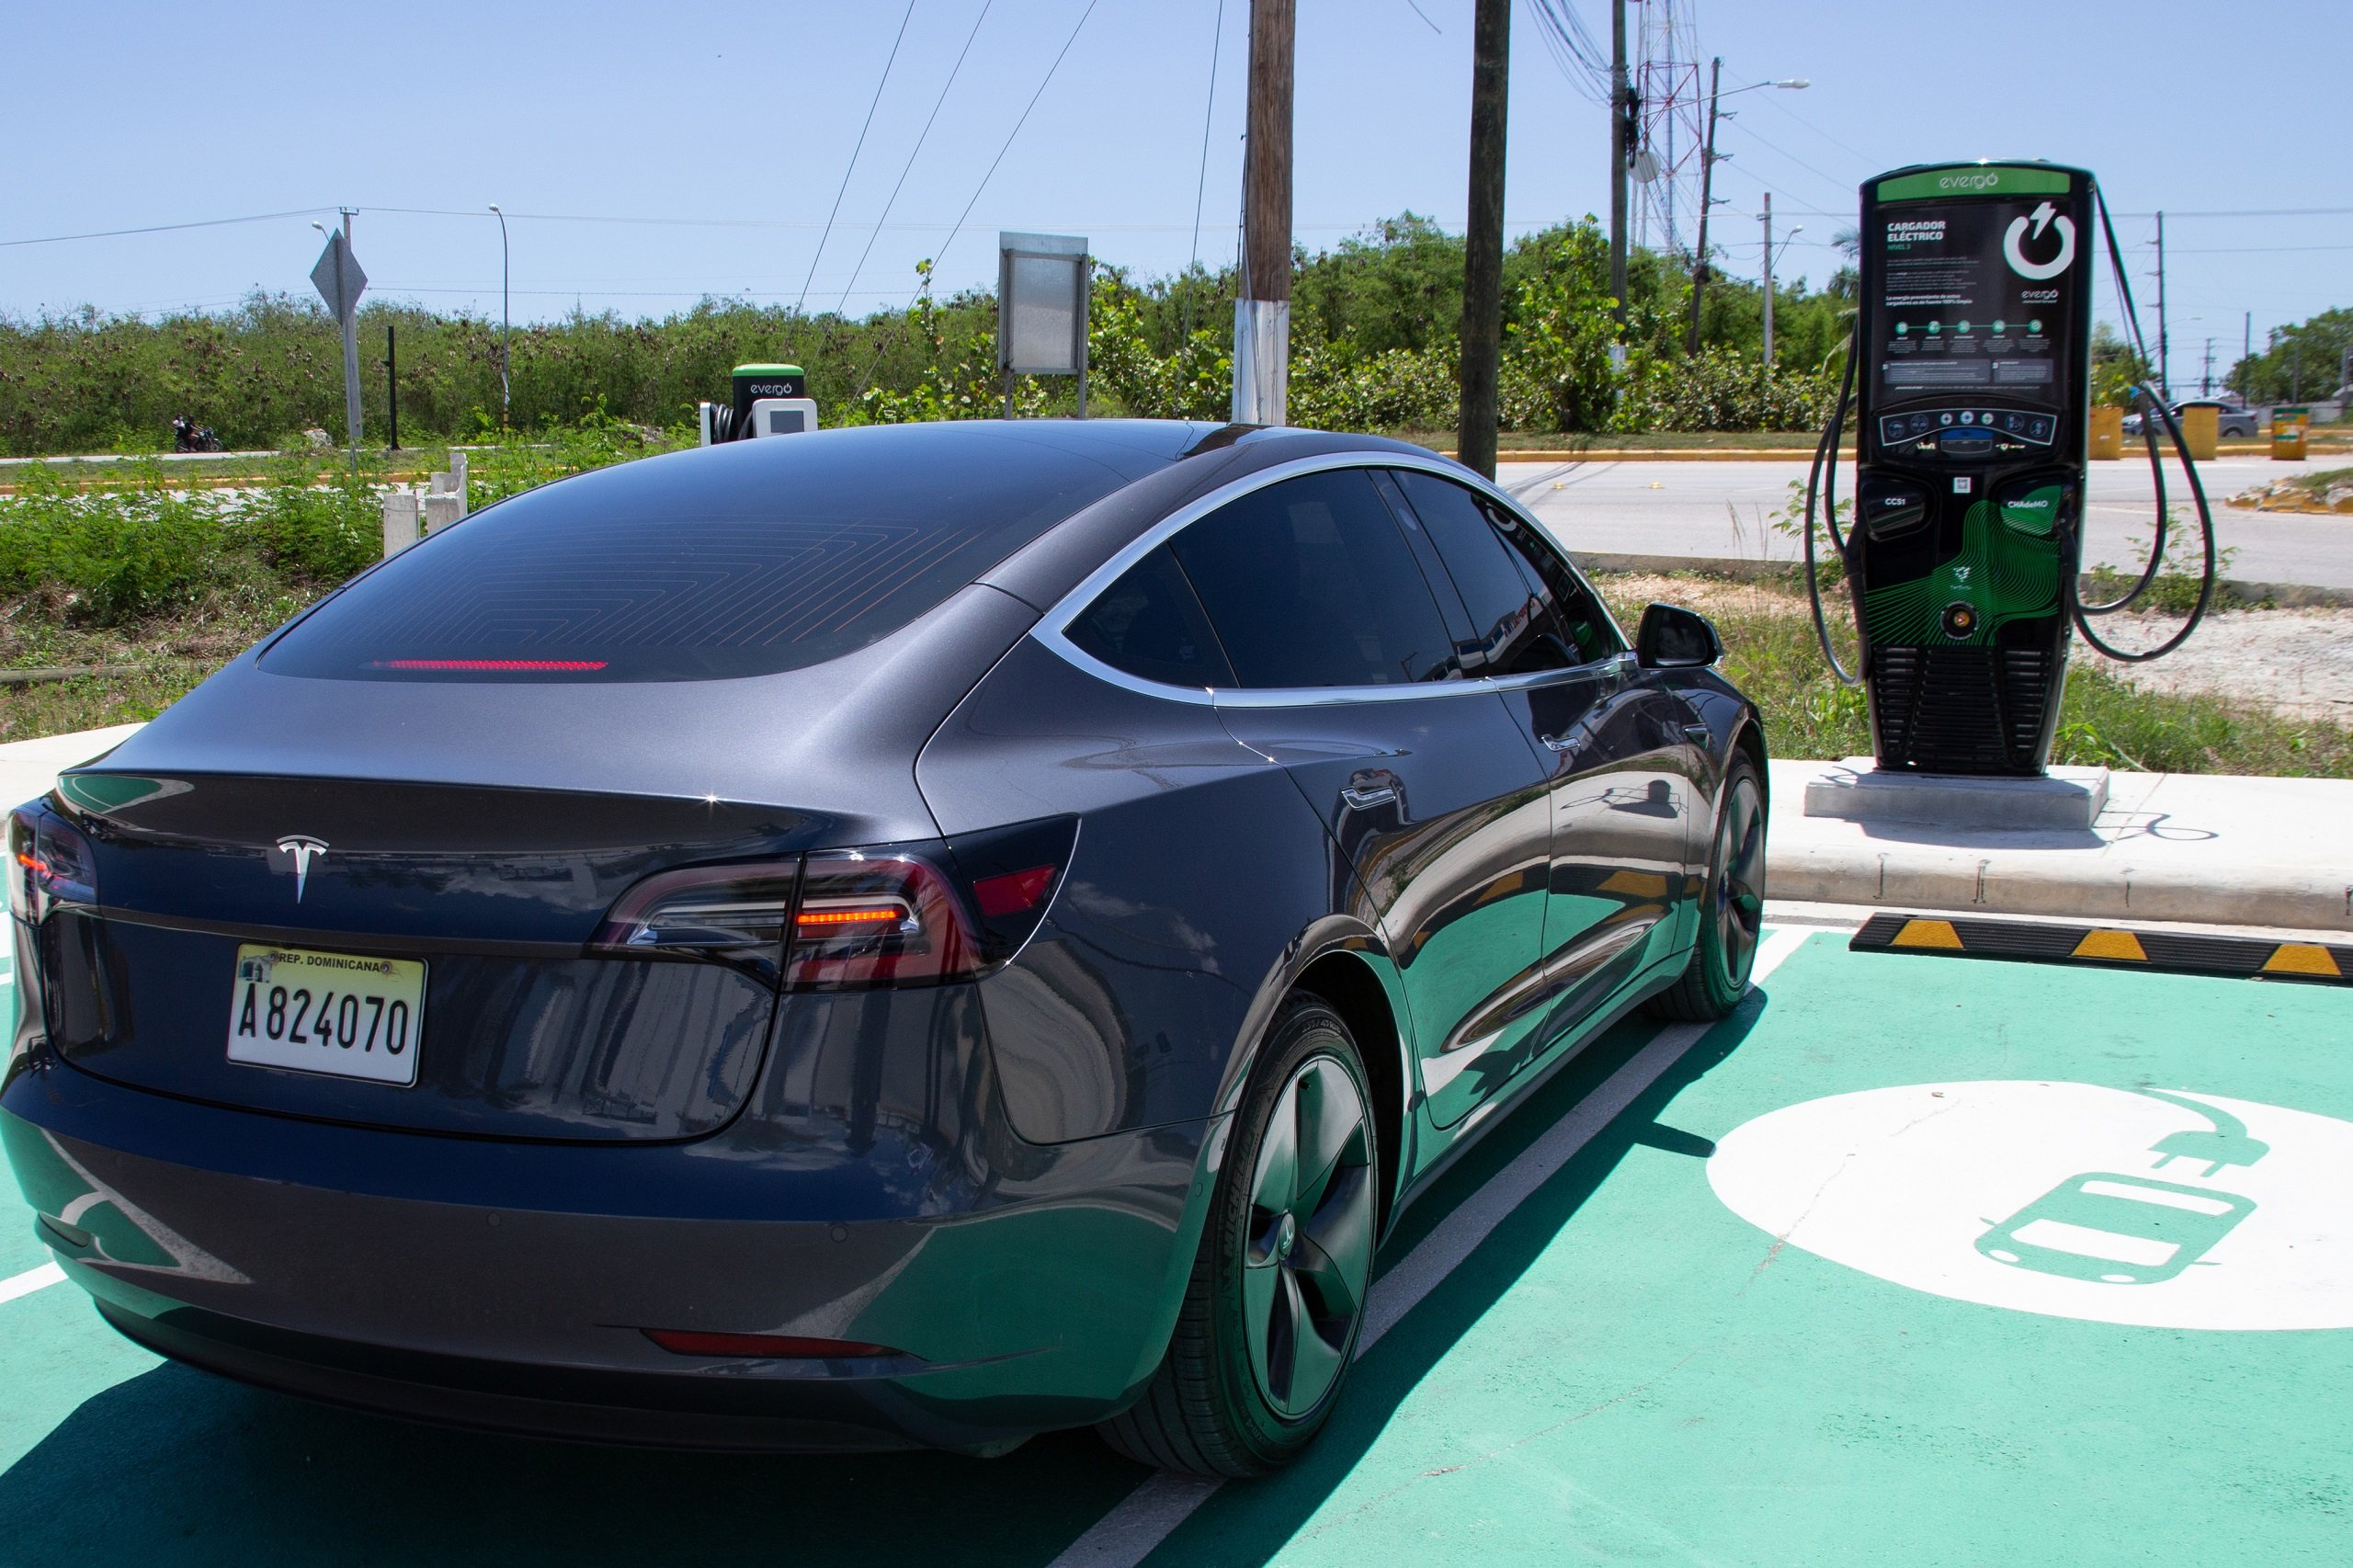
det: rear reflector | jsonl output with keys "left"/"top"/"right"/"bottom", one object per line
{"left": 642, "top": 1329, "right": 905, "bottom": 1359}
{"left": 972, "top": 864, "right": 1057, "bottom": 917}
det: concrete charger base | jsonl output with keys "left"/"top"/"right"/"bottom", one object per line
{"left": 1803, "top": 758, "right": 2111, "bottom": 832}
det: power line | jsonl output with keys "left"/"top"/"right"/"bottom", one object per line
{"left": 931, "top": 0, "right": 1101, "bottom": 280}
{"left": 0, "top": 208, "right": 329, "bottom": 248}
{"left": 850, "top": 0, "right": 1100, "bottom": 396}
{"left": 797, "top": 1, "right": 918, "bottom": 317}
{"left": 1526, "top": 0, "right": 1611, "bottom": 106}
{"left": 1178, "top": 0, "right": 1230, "bottom": 392}
{"left": 835, "top": 0, "right": 996, "bottom": 315}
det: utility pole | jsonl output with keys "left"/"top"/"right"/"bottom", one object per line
{"left": 2243, "top": 311, "right": 2252, "bottom": 402}
{"left": 1608, "top": 0, "right": 1629, "bottom": 327}
{"left": 2154, "top": 210, "right": 2169, "bottom": 398}
{"left": 2201, "top": 337, "right": 2213, "bottom": 397}
{"left": 1232, "top": 0, "right": 1295, "bottom": 426}
{"left": 386, "top": 323, "right": 400, "bottom": 451}
{"left": 1685, "top": 55, "right": 1722, "bottom": 356}
{"left": 1457, "top": 0, "right": 1510, "bottom": 480}
{"left": 1760, "top": 191, "right": 1775, "bottom": 373}
{"left": 489, "top": 205, "right": 512, "bottom": 428}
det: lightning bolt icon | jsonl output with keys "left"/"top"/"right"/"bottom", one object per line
{"left": 2029, "top": 201, "right": 2056, "bottom": 239}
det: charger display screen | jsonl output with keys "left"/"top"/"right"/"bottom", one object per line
{"left": 1869, "top": 195, "right": 2080, "bottom": 415}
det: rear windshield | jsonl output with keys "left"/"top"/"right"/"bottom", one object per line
{"left": 262, "top": 429, "right": 1132, "bottom": 682}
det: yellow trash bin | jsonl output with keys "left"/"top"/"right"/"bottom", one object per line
{"left": 2178, "top": 403, "right": 2219, "bottom": 460}
{"left": 2273, "top": 405, "right": 2310, "bottom": 461}
{"left": 2089, "top": 406, "right": 2124, "bottom": 460}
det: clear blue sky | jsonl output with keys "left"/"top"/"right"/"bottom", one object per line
{"left": 5, "top": 0, "right": 2345, "bottom": 384}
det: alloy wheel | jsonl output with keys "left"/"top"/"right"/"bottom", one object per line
{"left": 1714, "top": 769, "right": 1766, "bottom": 988}
{"left": 1243, "top": 1052, "right": 1374, "bottom": 1420}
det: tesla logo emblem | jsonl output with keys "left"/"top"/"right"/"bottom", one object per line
{"left": 2003, "top": 200, "right": 2076, "bottom": 281}
{"left": 274, "top": 835, "right": 330, "bottom": 902}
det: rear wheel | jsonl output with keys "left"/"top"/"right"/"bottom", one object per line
{"left": 1097, "top": 995, "right": 1376, "bottom": 1477}
{"left": 1645, "top": 750, "right": 1766, "bottom": 1022}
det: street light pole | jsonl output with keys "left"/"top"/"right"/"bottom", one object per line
{"left": 1760, "top": 197, "right": 1802, "bottom": 376}
{"left": 1687, "top": 58, "right": 1722, "bottom": 357}
{"left": 1688, "top": 75, "right": 1803, "bottom": 358}
{"left": 489, "top": 205, "right": 511, "bottom": 429}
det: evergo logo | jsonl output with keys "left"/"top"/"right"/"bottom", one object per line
{"left": 1939, "top": 172, "right": 2003, "bottom": 190}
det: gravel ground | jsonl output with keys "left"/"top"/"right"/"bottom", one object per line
{"left": 1596, "top": 572, "right": 2353, "bottom": 722}
{"left": 2079, "top": 607, "right": 2353, "bottom": 722}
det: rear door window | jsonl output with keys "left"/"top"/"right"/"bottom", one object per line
{"left": 261, "top": 434, "right": 1131, "bottom": 682}
{"left": 1168, "top": 469, "right": 1460, "bottom": 689}
{"left": 1390, "top": 470, "right": 1575, "bottom": 677}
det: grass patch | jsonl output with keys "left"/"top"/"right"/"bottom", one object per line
{"left": 1594, "top": 570, "right": 2353, "bottom": 778}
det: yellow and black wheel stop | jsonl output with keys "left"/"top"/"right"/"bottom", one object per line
{"left": 1851, "top": 913, "right": 2350, "bottom": 986}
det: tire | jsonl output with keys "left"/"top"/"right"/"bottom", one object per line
{"left": 1097, "top": 994, "right": 1377, "bottom": 1477}
{"left": 1644, "top": 749, "right": 1767, "bottom": 1023}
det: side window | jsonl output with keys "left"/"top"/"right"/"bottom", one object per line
{"left": 1390, "top": 471, "right": 1574, "bottom": 677}
{"left": 1066, "top": 546, "right": 1235, "bottom": 688}
{"left": 1484, "top": 499, "right": 1623, "bottom": 665}
{"left": 1169, "top": 469, "right": 1461, "bottom": 689}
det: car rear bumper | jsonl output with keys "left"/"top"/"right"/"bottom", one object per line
{"left": 2, "top": 1061, "right": 1216, "bottom": 1453}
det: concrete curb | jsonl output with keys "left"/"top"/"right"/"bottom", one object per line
{"left": 1767, "top": 759, "right": 2353, "bottom": 934}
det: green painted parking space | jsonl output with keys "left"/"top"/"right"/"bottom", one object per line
{"left": 3, "top": 935, "right": 2347, "bottom": 1565}
{"left": 1149, "top": 935, "right": 2353, "bottom": 1565}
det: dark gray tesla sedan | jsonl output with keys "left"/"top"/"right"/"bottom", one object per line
{"left": 1, "top": 419, "right": 1766, "bottom": 1476}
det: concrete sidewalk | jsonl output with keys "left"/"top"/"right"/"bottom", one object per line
{"left": 1769, "top": 758, "right": 2353, "bottom": 934}
{"left": 0, "top": 724, "right": 143, "bottom": 812}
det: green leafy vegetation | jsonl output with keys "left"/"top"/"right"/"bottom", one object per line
{"left": 0, "top": 215, "right": 1855, "bottom": 456}
{"left": 2230, "top": 307, "right": 2350, "bottom": 406}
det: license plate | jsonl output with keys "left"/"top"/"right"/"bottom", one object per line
{"left": 226, "top": 944, "right": 426, "bottom": 1086}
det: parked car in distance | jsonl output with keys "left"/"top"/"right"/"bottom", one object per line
{"left": 2, "top": 419, "right": 1769, "bottom": 1477}
{"left": 2122, "top": 399, "right": 2259, "bottom": 438}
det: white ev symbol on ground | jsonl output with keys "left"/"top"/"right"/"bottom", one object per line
{"left": 1707, "top": 1082, "right": 2353, "bottom": 1329}
{"left": 2004, "top": 201, "right": 2076, "bottom": 280}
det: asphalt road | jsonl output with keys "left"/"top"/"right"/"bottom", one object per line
{"left": 1502, "top": 454, "right": 2353, "bottom": 590}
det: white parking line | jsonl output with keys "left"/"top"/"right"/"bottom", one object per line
{"left": 1049, "top": 927, "right": 1813, "bottom": 1568}
{"left": 0, "top": 1261, "right": 65, "bottom": 1306}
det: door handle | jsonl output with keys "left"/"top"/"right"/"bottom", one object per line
{"left": 1681, "top": 722, "right": 1712, "bottom": 747}
{"left": 1340, "top": 784, "right": 1397, "bottom": 810}
{"left": 1537, "top": 733, "right": 1576, "bottom": 753}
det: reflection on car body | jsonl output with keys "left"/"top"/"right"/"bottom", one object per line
{"left": 2, "top": 419, "right": 1769, "bottom": 1477}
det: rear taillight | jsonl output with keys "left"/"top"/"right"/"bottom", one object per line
{"left": 786, "top": 850, "right": 980, "bottom": 989}
{"left": 8, "top": 802, "right": 97, "bottom": 923}
{"left": 586, "top": 817, "right": 1076, "bottom": 992}
{"left": 588, "top": 859, "right": 799, "bottom": 977}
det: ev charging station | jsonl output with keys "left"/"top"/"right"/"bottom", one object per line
{"left": 699, "top": 362, "right": 820, "bottom": 445}
{"left": 1805, "top": 161, "right": 2219, "bottom": 778}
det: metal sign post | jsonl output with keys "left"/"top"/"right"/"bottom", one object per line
{"left": 310, "top": 218, "right": 368, "bottom": 468}
{"left": 996, "top": 233, "right": 1090, "bottom": 419}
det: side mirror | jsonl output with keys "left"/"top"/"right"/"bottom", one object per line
{"left": 1636, "top": 602, "right": 1722, "bottom": 669}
